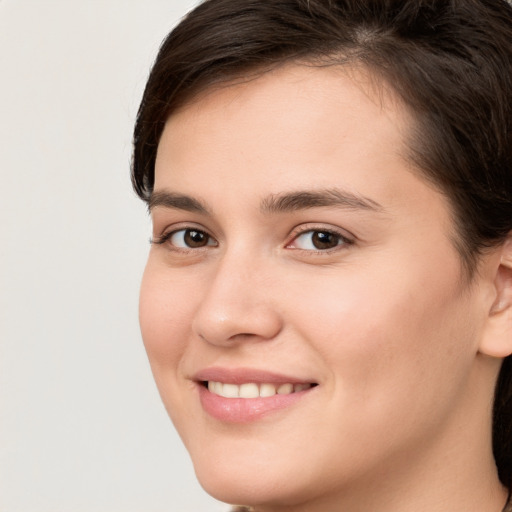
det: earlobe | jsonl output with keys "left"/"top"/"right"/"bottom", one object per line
{"left": 479, "top": 235, "right": 512, "bottom": 358}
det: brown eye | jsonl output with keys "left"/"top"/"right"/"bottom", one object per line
{"left": 166, "top": 228, "right": 217, "bottom": 249}
{"left": 184, "top": 229, "right": 209, "bottom": 247}
{"left": 311, "top": 231, "right": 340, "bottom": 250}
{"left": 289, "top": 229, "right": 349, "bottom": 251}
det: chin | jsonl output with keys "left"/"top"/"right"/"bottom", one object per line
{"left": 193, "top": 452, "right": 276, "bottom": 503}
{"left": 197, "top": 472, "right": 306, "bottom": 510}
{"left": 189, "top": 437, "right": 346, "bottom": 511}
{"left": 189, "top": 444, "right": 314, "bottom": 508}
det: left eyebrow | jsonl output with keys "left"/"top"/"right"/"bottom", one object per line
{"left": 260, "top": 188, "right": 384, "bottom": 214}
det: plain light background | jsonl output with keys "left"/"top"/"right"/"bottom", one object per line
{"left": 0, "top": 1, "right": 224, "bottom": 510}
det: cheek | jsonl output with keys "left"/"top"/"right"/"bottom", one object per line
{"left": 287, "top": 259, "right": 475, "bottom": 418}
{"left": 139, "top": 260, "right": 205, "bottom": 435}
{"left": 271, "top": 265, "right": 478, "bottom": 482}
{"left": 139, "top": 260, "right": 195, "bottom": 373}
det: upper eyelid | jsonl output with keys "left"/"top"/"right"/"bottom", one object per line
{"left": 151, "top": 225, "right": 217, "bottom": 246}
{"left": 150, "top": 222, "right": 355, "bottom": 247}
{"left": 288, "top": 223, "right": 355, "bottom": 241}
{"left": 153, "top": 221, "right": 215, "bottom": 238}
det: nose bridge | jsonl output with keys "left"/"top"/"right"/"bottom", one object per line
{"left": 192, "top": 247, "right": 282, "bottom": 345}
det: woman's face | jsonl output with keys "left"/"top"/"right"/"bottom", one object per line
{"left": 140, "top": 65, "right": 492, "bottom": 508}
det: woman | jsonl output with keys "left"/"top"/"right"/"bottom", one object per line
{"left": 132, "top": 1, "right": 512, "bottom": 510}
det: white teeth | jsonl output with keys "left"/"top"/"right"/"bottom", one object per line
{"left": 239, "top": 383, "right": 259, "bottom": 398}
{"left": 277, "top": 383, "right": 293, "bottom": 395}
{"left": 259, "top": 383, "right": 277, "bottom": 397}
{"left": 221, "top": 383, "right": 239, "bottom": 398}
{"left": 206, "top": 381, "right": 313, "bottom": 398}
{"left": 208, "top": 381, "right": 223, "bottom": 394}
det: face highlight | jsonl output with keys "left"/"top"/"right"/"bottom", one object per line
{"left": 139, "top": 65, "right": 494, "bottom": 510}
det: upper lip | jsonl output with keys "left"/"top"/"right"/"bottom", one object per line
{"left": 193, "top": 367, "right": 317, "bottom": 385}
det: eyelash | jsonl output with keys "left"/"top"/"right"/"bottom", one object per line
{"left": 286, "top": 226, "right": 354, "bottom": 253}
{"left": 150, "top": 228, "right": 217, "bottom": 251}
{"left": 150, "top": 225, "right": 354, "bottom": 254}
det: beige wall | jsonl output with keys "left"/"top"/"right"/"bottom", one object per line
{"left": 0, "top": 1, "right": 222, "bottom": 510}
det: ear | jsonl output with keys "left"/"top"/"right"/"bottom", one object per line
{"left": 478, "top": 234, "right": 512, "bottom": 358}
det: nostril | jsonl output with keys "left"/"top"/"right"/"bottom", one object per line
{"left": 228, "top": 332, "right": 258, "bottom": 342}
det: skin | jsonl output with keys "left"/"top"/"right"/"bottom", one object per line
{"left": 139, "top": 64, "right": 512, "bottom": 511}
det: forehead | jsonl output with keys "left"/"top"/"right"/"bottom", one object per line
{"left": 162, "top": 63, "right": 409, "bottom": 140}
{"left": 154, "top": 64, "right": 416, "bottom": 201}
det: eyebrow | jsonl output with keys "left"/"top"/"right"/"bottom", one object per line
{"left": 260, "top": 188, "right": 384, "bottom": 214}
{"left": 148, "top": 188, "right": 384, "bottom": 215}
{"left": 148, "top": 191, "right": 210, "bottom": 214}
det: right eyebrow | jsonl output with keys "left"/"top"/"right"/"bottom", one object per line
{"left": 148, "top": 191, "right": 210, "bottom": 215}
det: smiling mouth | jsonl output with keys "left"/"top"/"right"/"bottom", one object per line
{"left": 203, "top": 381, "right": 317, "bottom": 398}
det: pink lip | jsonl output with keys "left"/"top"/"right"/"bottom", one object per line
{"left": 194, "top": 367, "right": 317, "bottom": 424}
{"left": 194, "top": 366, "right": 314, "bottom": 385}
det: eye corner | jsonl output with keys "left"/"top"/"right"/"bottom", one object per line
{"left": 149, "top": 233, "right": 169, "bottom": 245}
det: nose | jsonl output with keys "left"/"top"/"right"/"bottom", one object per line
{"left": 191, "top": 254, "right": 283, "bottom": 346}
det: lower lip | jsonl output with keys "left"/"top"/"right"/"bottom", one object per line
{"left": 198, "top": 384, "right": 313, "bottom": 423}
